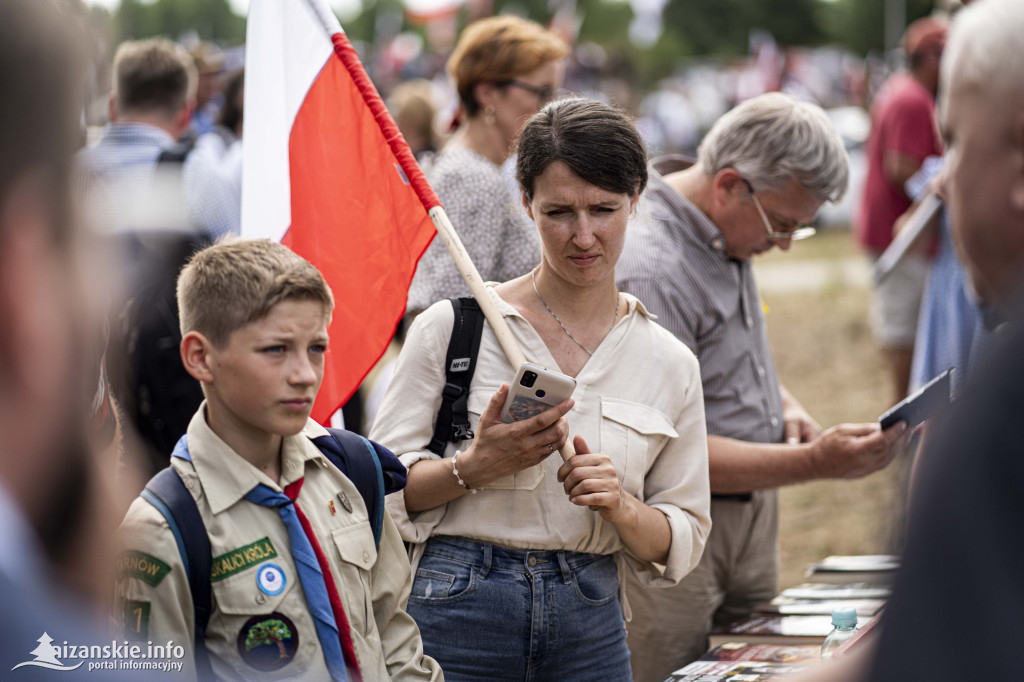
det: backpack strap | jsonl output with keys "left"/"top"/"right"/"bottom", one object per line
{"left": 312, "top": 428, "right": 408, "bottom": 548}
{"left": 141, "top": 457, "right": 214, "bottom": 681}
{"left": 156, "top": 140, "right": 196, "bottom": 165}
{"left": 427, "top": 297, "right": 485, "bottom": 456}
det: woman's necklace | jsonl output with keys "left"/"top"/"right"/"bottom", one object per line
{"left": 531, "top": 268, "right": 619, "bottom": 357}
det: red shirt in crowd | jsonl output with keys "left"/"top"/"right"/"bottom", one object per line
{"left": 856, "top": 72, "right": 942, "bottom": 254}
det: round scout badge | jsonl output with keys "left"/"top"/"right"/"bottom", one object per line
{"left": 257, "top": 563, "right": 287, "bottom": 597}
{"left": 237, "top": 613, "right": 299, "bottom": 671}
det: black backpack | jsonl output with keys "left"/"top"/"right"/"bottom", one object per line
{"left": 139, "top": 428, "right": 406, "bottom": 679}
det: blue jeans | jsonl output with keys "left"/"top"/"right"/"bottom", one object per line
{"left": 407, "top": 535, "right": 632, "bottom": 681}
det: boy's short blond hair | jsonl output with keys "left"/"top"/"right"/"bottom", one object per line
{"left": 177, "top": 239, "right": 334, "bottom": 348}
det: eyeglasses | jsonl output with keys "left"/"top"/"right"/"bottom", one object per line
{"left": 740, "top": 178, "right": 817, "bottom": 241}
{"left": 500, "top": 79, "right": 557, "bottom": 105}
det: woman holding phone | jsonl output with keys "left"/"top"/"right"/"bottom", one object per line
{"left": 371, "top": 98, "right": 711, "bottom": 680}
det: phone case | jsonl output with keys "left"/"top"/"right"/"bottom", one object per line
{"left": 500, "top": 362, "right": 576, "bottom": 423}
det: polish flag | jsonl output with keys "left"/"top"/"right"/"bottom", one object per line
{"left": 242, "top": 0, "right": 440, "bottom": 424}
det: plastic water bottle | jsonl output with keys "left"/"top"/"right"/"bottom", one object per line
{"left": 820, "top": 606, "right": 858, "bottom": 660}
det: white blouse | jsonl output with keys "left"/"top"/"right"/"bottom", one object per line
{"left": 372, "top": 286, "right": 711, "bottom": 586}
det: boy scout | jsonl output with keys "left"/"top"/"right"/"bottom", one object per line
{"left": 115, "top": 239, "right": 442, "bottom": 681}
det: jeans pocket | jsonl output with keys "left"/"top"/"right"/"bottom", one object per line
{"left": 409, "top": 559, "right": 477, "bottom": 604}
{"left": 571, "top": 557, "right": 619, "bottom": 606}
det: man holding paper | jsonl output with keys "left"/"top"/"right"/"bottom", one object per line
{"left": 617, "top": 93, "right": 913, "bottom": 682}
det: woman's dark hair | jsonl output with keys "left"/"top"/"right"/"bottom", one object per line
{"left": 515, "top": 98, "right": 647, "bottom": 202}
{"left": 219, "top": 69, "right": 245, "bottom": 136}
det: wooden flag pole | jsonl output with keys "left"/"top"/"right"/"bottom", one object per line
{"left": 429, "top": 206, "right": 577, "bottom": 464}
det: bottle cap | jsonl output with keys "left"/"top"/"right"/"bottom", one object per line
{"left": 831, "top": 606, "right": 858, "bottom": 627}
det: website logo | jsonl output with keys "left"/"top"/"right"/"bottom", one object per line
{"left": 11, "top": 633, "right": 83, "bottom": 672}
{"left": 10, "top": 632, "right": 185, "bottom": 674}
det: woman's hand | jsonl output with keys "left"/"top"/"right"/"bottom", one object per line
{"left": 458, "top": 384, "right": 573, "bottom": 488}
{"left": 557, "top": 435, "right": 672, "bottom": 563}
{"left": 556, "top": 435, "right": 632, "bottom": 524}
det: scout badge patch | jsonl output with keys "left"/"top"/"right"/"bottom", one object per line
{"left": 237, "top": 613, "right": 299, "bottom": 671}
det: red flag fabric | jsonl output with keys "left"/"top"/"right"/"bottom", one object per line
{"left": 243, "top": 0, "right": 439, "bottom": 424}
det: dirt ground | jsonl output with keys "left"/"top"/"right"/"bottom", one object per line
{"left": 754, "top": 230, "right": 913, "bottom": 590}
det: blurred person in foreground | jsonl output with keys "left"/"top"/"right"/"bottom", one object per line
{"left": 406, "top": 15, "right": 568, "bottom": 315}
{"left": 616, "top": 93, "right": 913, "bottom": 682}
{"left": 856, "top": 17, "right": 947, "bottom": 404}
{"left": 798, "top": 1, "right": 1024, "bottom": 679}
{"left": 0, "top": 0, "right": 132, "bottom": 675}
{"left": 373, "top": 98, "right": 712, "bottom": 680}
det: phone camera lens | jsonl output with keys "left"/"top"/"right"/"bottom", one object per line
{"left": 535, "top": 389, "right": 546, "bottom": 398}
{"left": 521, "top": 371, "right": 537, "bottom": 388}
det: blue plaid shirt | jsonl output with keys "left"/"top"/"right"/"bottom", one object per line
{"left": 77, "top": 121, "right": 238, "bottom": 239}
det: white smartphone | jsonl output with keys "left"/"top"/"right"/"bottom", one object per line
{"left": 499, "top": 362, "right": 576, "bottom": 423}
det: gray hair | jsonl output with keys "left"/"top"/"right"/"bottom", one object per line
{"left": 697, "top": 92, "right": 849, "bottom": 202}
{"left": 940, "top": 0, "right": 1024, "bottom": 114}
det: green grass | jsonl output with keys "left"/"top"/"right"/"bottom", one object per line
{"left": 762, "top": 231, "right": 909, "bottom": 590}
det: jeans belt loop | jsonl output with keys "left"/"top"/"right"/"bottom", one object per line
{"left": 478, "top": 542, "right": 492, "bottom": 580}
{"left": 556, "top": 552, "right": 572, "bottom": 584}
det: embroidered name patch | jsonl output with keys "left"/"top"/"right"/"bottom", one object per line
{"left": 237, "top": 613, "right": 299, "bottom": 671}
{"left": 117, "top": 551, "right": 171, "bottom": 586}
{"left": 211, "top": 537, "right": 278, "bottom": 582}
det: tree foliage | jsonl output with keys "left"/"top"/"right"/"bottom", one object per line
{"left": 112, "top": 0, "right": 245, "bottom": 44}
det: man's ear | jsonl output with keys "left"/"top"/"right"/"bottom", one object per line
{"left": 181, "top": 331, "right": 215, "bottom": 383}
{"left": 711, "top": 168, "right": 745, "bottom": 207}
{"left": 172, "top": 99, "right": 196, "bottom": 140}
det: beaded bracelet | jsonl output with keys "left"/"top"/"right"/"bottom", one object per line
{"left": 451, "top": 451, "right": 477, "bottom": 494}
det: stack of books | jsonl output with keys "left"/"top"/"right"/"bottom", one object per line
{"left": 661, "top": 642, "right": 820, "bottom": 681}
{"left": 658, "top": 555, "right": 898, "bottom": 680}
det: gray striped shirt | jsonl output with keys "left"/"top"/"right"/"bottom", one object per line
{"left": 617, "top": 157, "right": 785, "bottom": 444}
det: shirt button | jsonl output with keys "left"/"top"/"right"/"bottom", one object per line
{"left": 757, "top": 366, "right": 766, "bottom": 378}
{"left": 362, "top": 550, "right": 370, "bottom": 563}
{"left": 256, "top": 593, "right": 267, "bottom": 605}
{"left": 745, "top": 316, "right": 753, "bottom": 327}
{"left": 711, "top": 239, "right": 724, "bottom": 250}
{"left": 527, "top": 556, "right": 538, "bottom": 568}
{"left": 770, "top": 416, "right": 779, "bottom": 427}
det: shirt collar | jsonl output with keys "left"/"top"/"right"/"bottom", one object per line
{"left": 649, "top": 156, "right": 729, "bottom": 255}
{"left": 100, "top": 121, "right": 177, "bottom": 149}
{"left": 184, "top": 404, "right": 330, "bottom": 515}
{"left": 485, "top": 282, "right": 656, "bottom": 321}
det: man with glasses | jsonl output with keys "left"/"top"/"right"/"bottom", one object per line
{"left": 617, "top": 93, "right": 912, "bottom": 682}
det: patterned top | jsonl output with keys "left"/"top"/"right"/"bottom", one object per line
{"left": 407, "top": 148, "right": 540, "bottom": 313}
{"left": 616, "top": 156, "right": 785, "bottom": 444}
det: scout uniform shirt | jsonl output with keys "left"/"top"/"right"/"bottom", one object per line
{"left": 116, "top": 407, "right": 442, "bottom": 681}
